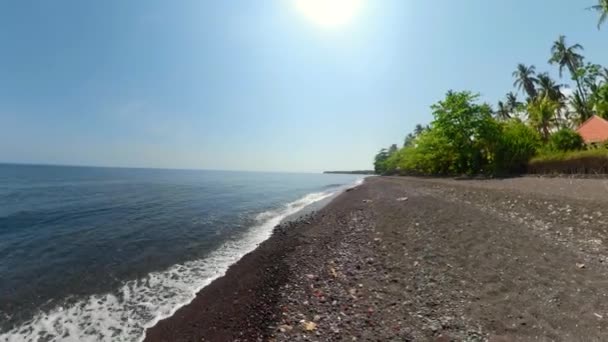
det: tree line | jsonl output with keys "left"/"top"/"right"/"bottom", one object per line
{"left": 374, "top": 2, "right": 608, "bottom": 176}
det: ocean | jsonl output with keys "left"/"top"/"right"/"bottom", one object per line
{"left": 0, "top": 164, "right": 363, "bottom": 341}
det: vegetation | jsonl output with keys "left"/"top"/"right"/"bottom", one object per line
{"left": 547, "top": 129, "right": 585, "bottom": 152}
{"left": 590, "top": 0, "right": 608, "bottom": 29}
{"left": 529, "top": 149, "right": 608, "bottom": 174}
{"left": 373, "top": 9, "right": 608, "bottom": 176}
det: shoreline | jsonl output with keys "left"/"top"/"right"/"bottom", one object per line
{"left": 143, "top": 180, "right": 366, "bottom": 341}
{"left": 143, "top": 183, "right": 362, "bottom": 341}
{"left": 145, "top": 176, "right": 608, "bottom": 341}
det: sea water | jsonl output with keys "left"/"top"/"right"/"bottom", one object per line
{"left": 0, "top": 164, "right": 363, "bottom": 341}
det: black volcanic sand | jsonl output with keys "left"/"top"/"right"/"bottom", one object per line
{"left": 145, "top": 176, "right": 608, "bottom": 341}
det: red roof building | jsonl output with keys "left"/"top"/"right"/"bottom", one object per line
{"left": 576, "top": 115, "right": 608, "bottom": 144}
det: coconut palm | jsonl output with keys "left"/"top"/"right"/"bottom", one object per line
{"left": 494, "top": 101, "right": 511, "bottom": 120}
{"left": 600, "top": 67, "right": 608, "bottom": 84}
{"left": 537, "top": 73, "right": 565, "bottom": 103}
{"left": 589, "top": 0, "right": 608, "bottom": 29}
{"left": 403, "top": 133, "right": 415, "bottom": 147}
{"left": 528, "top": 96, "right": 559, "bottom": 141}
{"left": 505, "top": 92, "right": 522, "bottom": 117}
{"left": 413, "top": 124, "right": 425, "bottom": 136}
{"left": 548, "top": 36, "right": 593, "bottom": 124}
{"left": 537, "top": 73, "right": 568, "bottom": 127}
{"left": 592, "top": 84, "right": 608, "bottom": 118}
{"left": 512, "top": 64, "right": 538, "bottom": 99}
{"left": 549, "top": 36, "right": 584, "bottom": 78}
{"left": 570, "top": 90, "right": 593, "bottom": 124}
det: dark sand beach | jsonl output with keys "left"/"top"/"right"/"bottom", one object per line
{"left": 145, "top": 176, "right": 608, "bottom": 341}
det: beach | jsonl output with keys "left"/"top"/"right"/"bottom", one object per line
{"left": 145, "top": 176, "right": 608, "bottom": 341}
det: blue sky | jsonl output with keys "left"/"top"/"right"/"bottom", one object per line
{"left": 0, "top": 0, "right": 606, "bottom": 172}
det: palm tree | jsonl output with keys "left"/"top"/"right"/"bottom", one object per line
{"left": 571, "top": 90, "right": 593, "bottom": 124}
{"left": 403, "top": 133, "right": 415, "bottom": 147}
{"left": 413, "top": 124, "right": 425, "bottom": 136}
{"left": 589, "top": 0, "right": 608, "bottom": 29}
{"left": 512, "top": 64, "right": 538, "bottom": 99}
{"left": 528, "top": 96, "right": 559, "bottom": 141}
{"left": 494, "top": 101, "right": 511, "bottom": 120}
{"left": 374, "top": 148, "right": 390, "bottom": 174}
{"left": 549, "top": 36, "right": 593, "bottom": 125}
{"left": 592, "top": 84, "right": 608, "bottom": 118}
{"left": 549, "top": 36, "right": 584, "bottom": 78}
{"left": 388, "top": 144, "right": 398, "bottom": 155}
{"left": 601, "top": 67, "right": 608, "bottom": 84}
{"left": 537, "top": 73, "right": 565, "bottom": 103}
{"left": 537, "top": 73, "right": 568, "bottom": 127}
{"left": 505, "top": 92, "right": 522, "bottom": 117}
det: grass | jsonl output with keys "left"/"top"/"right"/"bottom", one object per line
{"left": 528, "top": 147, "right": 608, "bottom": 174}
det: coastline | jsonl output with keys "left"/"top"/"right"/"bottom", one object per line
{"left": 145, "top": 176, "right": 608, "bottom": 341}
{"left": 143, "top": 180, "right": 366, "bottom": 341}
{"left": 144, "top": 185, "right": 361, "bottom": 341}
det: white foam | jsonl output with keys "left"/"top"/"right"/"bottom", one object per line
{"left": 0, "top": 179, "right": 363, "bottom": 342}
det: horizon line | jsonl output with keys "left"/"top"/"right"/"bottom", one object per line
{"left": 0, "top": 161, "right": 350, "bottom": 175}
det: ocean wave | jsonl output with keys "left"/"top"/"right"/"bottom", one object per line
{"left": 0, "top": 179, "right": 363, "bottom": 342}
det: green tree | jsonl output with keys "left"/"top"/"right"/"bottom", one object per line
{"left": 398, "top": 129, "right": 456, "bottom": 175}
{"left": 549, "top": 36, "right": 584, "bottom": 80}
{"left": 431, "top": 91, "right": 500, "bottom": 174}
{"left": 513, "top": 64, "right": 538, "bottom": 100}
{"left": 591, "top": 83, "right": 608, "bottom": 118}
{"left": 506, "top": 92, "right": 523, "bottom": 117}
{"left": 537, "top": 73, "right": 565, "bottom": 103}
{"left": 537, "top": 73, "right": 567, "bottom": 127}
{"left": 373, "top": 149, "right": 390, "bottom": 174}
{"left": 413, "top": 124, "right": 426, "bottom": 136}
{"left": 495, "top": 101, "right": 511, "bottom": 120}
{"left": 528, "top": 96, "right": 560, "bottom": 141}
{"left": 601, "top": 67, "right": 608, "bottom": 84}
{"left": 403, "top": 124, "right": 428, "bottom": 147}
{"left": 589, "top": 0, "right": 608, "bottom": 29}
{"left": 403, "top": 133, "right": 415, "bottom": 147}
{"left": 495, "top": 120, "right": 541, "bottom": 173}
{"left": 571, "top": 90, "right": 594, "bottom": 124}
{"left": 388, "top": 144, "right": 398, "bottom": 155}
{"left": 549, "top": 36, "right": 589, "bottom": 119}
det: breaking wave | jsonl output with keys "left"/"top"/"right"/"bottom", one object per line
{"left": 1, "top": 178, "right": 363, "bottom": 342}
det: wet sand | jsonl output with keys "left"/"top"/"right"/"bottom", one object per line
{"left": 145, "top": 176, "right": 608, "bottom": 341}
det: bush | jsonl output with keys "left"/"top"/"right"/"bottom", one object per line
{"left": 548, "top": 129, "right": 585, "bottom": 152}
{"left": 396, "top": 129, "right": 457, "bottom": 175}
{"left": 495, "top": 120, "right": 541, "bottom": 173}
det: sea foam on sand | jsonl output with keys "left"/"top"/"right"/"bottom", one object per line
{"left": 1, "top": 179, "right": 363, "bottom": 342}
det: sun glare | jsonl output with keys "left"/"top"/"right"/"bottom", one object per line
{"left": 294, "top": 0, "right": 364, "bottom": 29}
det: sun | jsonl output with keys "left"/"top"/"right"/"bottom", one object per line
{"left": 294, "top": 0, "right": 365, "bottom": 29}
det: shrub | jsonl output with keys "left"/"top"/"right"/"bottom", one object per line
{"left": 495, "top": 120, "right": 541, "bottom": 173}
{"left": 397, "top": 129, "right": 457, "bottom": 175}
{"left": 548, "top": 129, "right": 585, "bottom": 152}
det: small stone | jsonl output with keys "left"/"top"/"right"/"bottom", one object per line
{"left": 278, "top": 324, "right": 293, "bottom": 333}
{"left": 300, "top": 320, "right": 317, "bottom": 331}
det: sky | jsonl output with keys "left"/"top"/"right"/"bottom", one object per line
{"left": 0, "top": 0, "right": 606, "bottom": 173}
